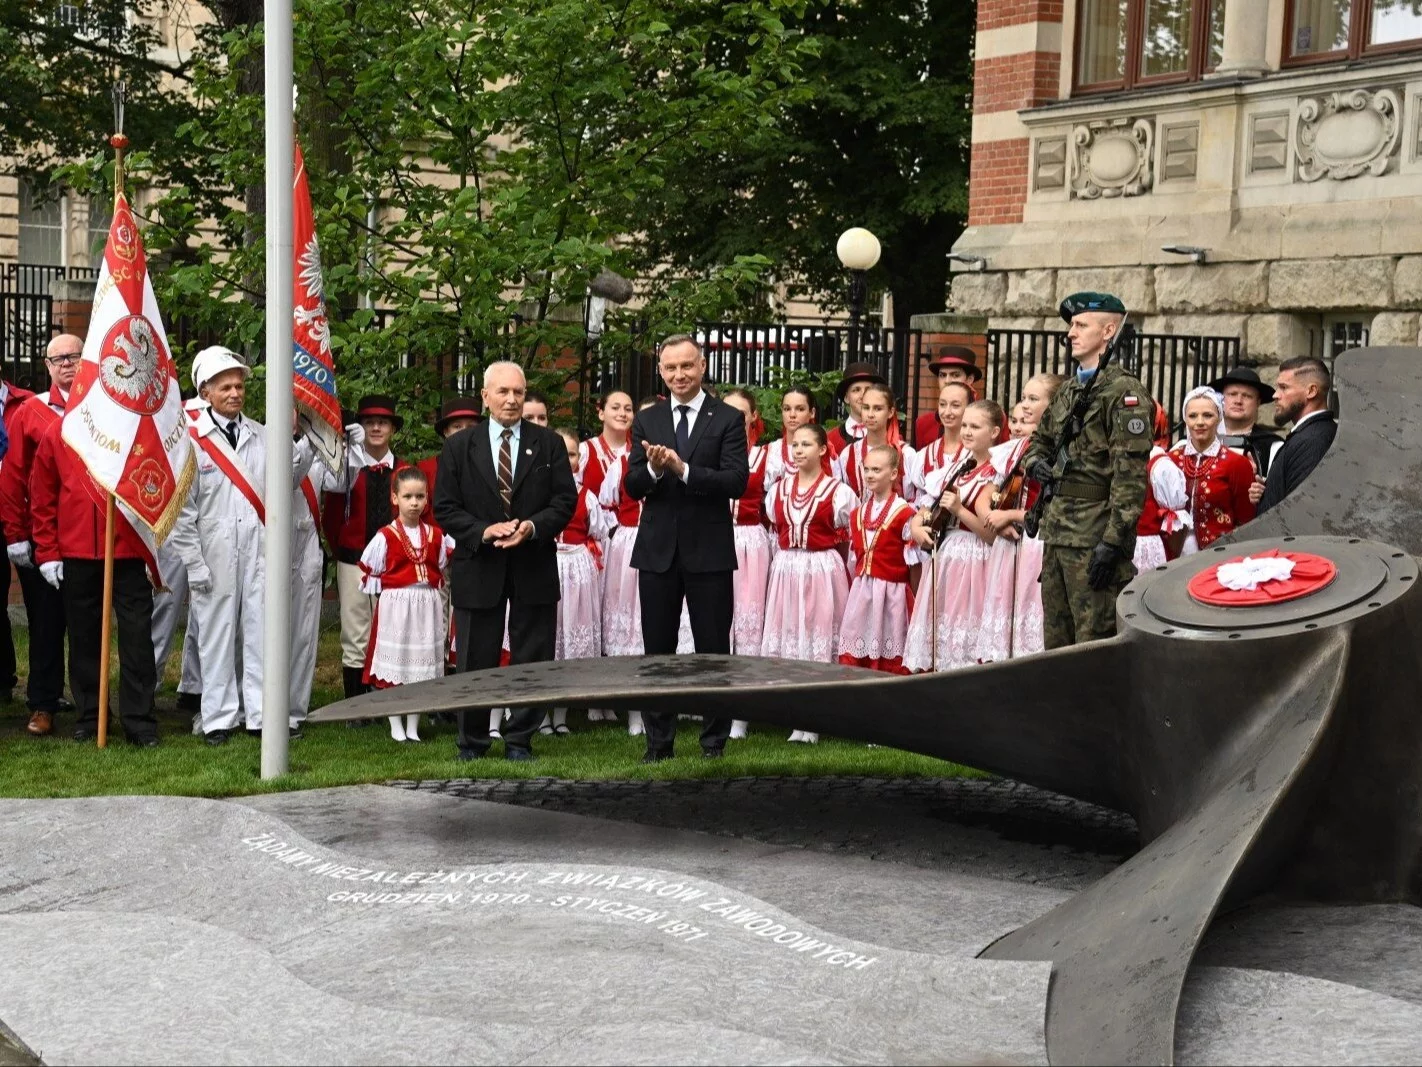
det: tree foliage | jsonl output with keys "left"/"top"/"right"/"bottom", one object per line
{"left": 635, "top": 0, "right": 975, "bottom": 330}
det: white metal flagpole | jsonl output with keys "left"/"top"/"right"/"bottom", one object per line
{"left": 261, "top": 0, "right": 295, "bottom": 779}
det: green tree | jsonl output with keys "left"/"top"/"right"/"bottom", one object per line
{"left": 635, "top": 0, "right": 975, "bottom": 331}
{"left": 55, "top": 0, "right": 816, "bottom": 449}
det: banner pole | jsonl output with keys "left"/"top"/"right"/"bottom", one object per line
{"left": 96, "top": 493, "right": 117, "bottom": 748}
{"left": 261, "top": 0, "right": 295, "bottom": 778}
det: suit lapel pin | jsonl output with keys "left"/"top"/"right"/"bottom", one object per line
{"left": 525, "top": 448, "right": 533, "bottom": 455}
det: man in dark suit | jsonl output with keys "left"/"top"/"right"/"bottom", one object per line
{"left": 626, "top": 335, "right": 749, "bottom": 762}
{"left": 1255, "top": 356, "right": 1338, "bottom": 514}
{"left": 434, "top": 361, "right": 577, "bottom": 761}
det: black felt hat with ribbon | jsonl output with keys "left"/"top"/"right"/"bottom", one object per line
{"left": 434, "top": 396, "right": 482, "bottom": 435}
{"left": 835, "top": 361, "right": 887, "bottom": 401}
{"left": 355, "top": 394, "right": 404, "bottom": 432}
{"left": 1208, "top": 366, "right": 1276, "bottom": 405}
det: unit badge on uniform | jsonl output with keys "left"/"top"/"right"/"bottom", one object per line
{"left": 1127, "top": 416, "right": 1147, "bottom": 435}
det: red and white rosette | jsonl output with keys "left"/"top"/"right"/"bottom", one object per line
{"left": 1187, "top": 548, "right": 1337, "bottom": 607}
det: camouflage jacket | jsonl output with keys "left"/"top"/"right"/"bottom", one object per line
{"left": 1022, "top": 362, "right": 1152, "bottom": 550}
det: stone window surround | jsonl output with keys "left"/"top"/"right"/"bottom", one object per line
{"left": 1015, "top": 53, "right": 1422, "bottom": 221}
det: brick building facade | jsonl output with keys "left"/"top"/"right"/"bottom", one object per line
{"left": 947, "top": 0, "right": 1422, "bottom": 384}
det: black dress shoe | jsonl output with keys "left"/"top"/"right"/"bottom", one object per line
{"left": 455, "top": 748, "right": 485, "bottom": 762}
{"left": 72, "top": 726, "right": 97, "bottom": 742}
{"left": 246, "top": 729, "right": 263, "bottom": 739}
{"left": 505, "top": 747, "right": 535, "bottom": 762}
{"left": 205, "top": 729, "right": 231, "bottom": 747}
{"left": 641, "top": 750, "right": 673, "bottom": 764}
{"left": 57, "top": 697, "right": 75, "bottom": 713}
{"left": 289, "top": 726, "right": 304, "bottom": 740}
{"left": 129, "top": 736, "right": 160, "bottom": 748}
{"left": 702, "top": 747, "right": 724, "bottom": 760}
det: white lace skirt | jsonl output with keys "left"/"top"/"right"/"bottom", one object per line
{"left": 556, "top": 545, "right": 602, "bottom": 660}
{"left": 367, "top": 585, "right": 446, "bottom": 686}
{"left": 837, "top": 575, "right": 911, "bottom": 672}
{"left": 602, "top": 526, "right": 696, "bottom": 656}
{"left": 976, "top": 534, "right": 1045, "bottom": 663}
{"left": 1133, "top": 534, "right": 1167, "bottom": 573}
{"left": 732, "top": 523, "right": 773, "bottom": 656}
{"left": 902, "top": 530, "right": 993, "bottom": 672}
{"left": 761, "top": 548, "right": 849, "bottom": 663}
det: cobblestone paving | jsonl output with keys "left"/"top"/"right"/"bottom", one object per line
{"left": 385, "top": 776, "right": 1139, "bottom": 891}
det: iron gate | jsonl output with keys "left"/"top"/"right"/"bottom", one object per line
{"left": 983, "top": 329, "right": 1242, "bottom": 422}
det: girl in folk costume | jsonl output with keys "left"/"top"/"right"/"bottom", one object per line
{"left": 537, "top": 429, "right": 610, "bottom": 735}
{"left": 903, "top": 399, "right": 1005, "bottom": 672}
{"left": 578, "top": 390, "right": 634, "bottom": 502}
{"left": 721, "top": 389, "right": 775, "bottom": 740}
{"left": 834, "top": 383, "right": 908, "bottom": 504}
{"left": 977, "top": 374, "right": 1064, "bottom": 661}
{"left": 1168, "top": 386, "right": 1258, "bottom": 555}
{"left": 598, "top": 397, "right": 693, "bottom": 735}
{"left": 765, "top": 386, "right": 831, "bottom": 483}
{"left": 837, "top": 445, "right": 916, "bottom": 674}
{"left": 1133, "top": 399, "right": 1193, "bottom": 571}
{"left": 906, "top": 380, "right": 972, "bottom": 508}
{"left": 762, "top": 424, "right": 859, "bottom": 744}
{"left": 358, "top": 468, "right": 454, "bottom": 743}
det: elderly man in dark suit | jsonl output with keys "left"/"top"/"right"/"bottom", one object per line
{"left": 626, "top": 334, "right": 749, "bottom": 762}
{"left": 1254, "top": 356, "right": 1337, "bottom": 514}
{"left": 435, "top": 361, "right": 577, "bottom": 761}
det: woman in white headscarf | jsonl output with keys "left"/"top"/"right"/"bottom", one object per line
{"left": 1132, "top": 397, "right": 1192, "bottom": 571}
{"left": 1168, "top": 386, "right": 1258, "bottom": 555}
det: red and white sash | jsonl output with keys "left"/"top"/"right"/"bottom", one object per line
{"left": 190, "top": 415, "right": 265, "bottom": 524}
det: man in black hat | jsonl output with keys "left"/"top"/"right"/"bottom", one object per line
{"left": 914, "top": 345, "right": 983, "bottom": 448}
{"left": 828, "top": 361, "right": 889, "bottom": 456}
{"left": 318, "top": 393, "right": 409, "bottom": 701}
{"left": 1210, "top": 366, "right": 1284, "bottom": 479}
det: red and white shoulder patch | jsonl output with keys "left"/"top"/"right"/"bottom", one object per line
{"left": 1123, "top": 395, "right": 1140, "bottom": 407}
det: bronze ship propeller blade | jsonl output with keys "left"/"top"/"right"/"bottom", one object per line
{"left": 310, "top": 348, "right": 1422, "bottom": 1065}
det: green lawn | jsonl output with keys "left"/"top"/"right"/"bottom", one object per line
{"left": 0, "top": 625, "right": 981, "bottom": 799}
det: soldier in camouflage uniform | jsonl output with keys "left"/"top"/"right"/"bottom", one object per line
{"left": 1024, "top": 292, "right": 1152, "bottom": 649}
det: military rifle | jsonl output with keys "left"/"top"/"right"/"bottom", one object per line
{"left": 1023, "top": 322, "right": 1137, "bottom": 538}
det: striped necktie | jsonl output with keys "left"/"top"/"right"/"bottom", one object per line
{"left": 498, "top": 428, "right": 514, "bottom": 516}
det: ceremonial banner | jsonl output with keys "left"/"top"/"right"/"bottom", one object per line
{"left": 63, "top": 193, "right": 194, "bottom": 560}
{"left": 292, "top": 142, "right": 345, "bottom": 474}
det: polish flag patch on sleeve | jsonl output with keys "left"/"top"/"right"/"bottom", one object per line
{"left": 1123, "top": 395, "right": 1140, "bottom": 407}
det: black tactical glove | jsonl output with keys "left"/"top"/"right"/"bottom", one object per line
{"left": 1087, "top": 541, "right": 1123, "bottom": 591}
{"left": 1028, "top": 459, "right": 1054, "bottom": 484}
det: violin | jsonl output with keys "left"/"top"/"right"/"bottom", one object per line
{"left": 925, "top": 454, "right": 978, "bottom": 544}
{"left": 989, "top": 461, "right": 1029, "bottom": 538}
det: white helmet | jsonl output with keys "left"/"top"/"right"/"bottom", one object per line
{"left": 191, "top": 345, "right": 251, "bottom": 394}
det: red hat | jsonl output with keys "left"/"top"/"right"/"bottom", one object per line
{"left": 925, "top": 345, "right": 983, "bottom": 381}
{"left": 435, "top": 396, "right": 482, "bottom": 436}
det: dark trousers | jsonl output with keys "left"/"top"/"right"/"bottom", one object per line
{"left": 0, "top": 556, "right": 16, "bottom": 693}
{"left": 638, "top": 562, "right": 733, "bottom": 754}
{"left": 17, "top": 564, "right": 67, "bottom": 710}
{"left": 62, "top": 558, "right": 157, "bottom": 739}
{"left": 454, "top": 582, "right": 556, "bottom": 756}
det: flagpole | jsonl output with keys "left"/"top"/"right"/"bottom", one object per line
{"left": 96, "top": 495, "right": 117, "bottom": 748}
{"left": 95, "top": 96, "right": 129, "bottom": 751}
{"left": 261, "top": 0, "right": 295, "bottom": 779}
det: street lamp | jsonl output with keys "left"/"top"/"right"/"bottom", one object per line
{"left": 836, "top": 227, "right": 880, "bottom": 364}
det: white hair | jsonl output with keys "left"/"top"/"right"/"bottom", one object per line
{"left": 482, "top": 360, "right": 526, "bottom": 387}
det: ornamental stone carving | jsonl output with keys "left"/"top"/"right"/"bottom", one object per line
{"left": 1295, "top": 88, "right": 1401, "bottom": 182}
{"left": 1070, "top": 117, "right": 1154, "bottom": 200}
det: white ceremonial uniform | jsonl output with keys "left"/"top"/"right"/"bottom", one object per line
{"left": 169, "top": 408, "right": 314, "bottom": 733}
{"left": 152, "top": 398, "right": 210, "bottom": 695}
{"left": 289, "top": 471, "right": 324, "bottom": 723}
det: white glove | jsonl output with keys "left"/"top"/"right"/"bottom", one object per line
{"left": 188, "top": 568, "right": 214, "bottom": 595}
{"left": 344, "top": 422, "right": 366, "bottom": 448}
{"left": 40, "top": 561, "right": 62, "bottom": 589}
{"left": 7, "top": 541, "right": 33, "bottom": 568}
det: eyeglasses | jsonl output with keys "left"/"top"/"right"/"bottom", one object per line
{"left": 46, "top": 353, "right": 82, "bottom": 366}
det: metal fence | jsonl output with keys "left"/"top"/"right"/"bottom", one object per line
{"left": 1, "top": 265, "right": 100, "bottom": 389}
{"left": 983, "top": 328, "right": 1242, "bottom": 421}
{"left": 592, "top": 321, "right": 927, "bottom": 421}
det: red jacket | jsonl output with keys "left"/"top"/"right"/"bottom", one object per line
{"left": 0, "top": 388, "right": 64, "bottom": 544}
{"left": 322, "top": 457, "right": 410, "bottom": 564}
{"left": 29, "top": 420, "right": 152, "bottom": 564}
